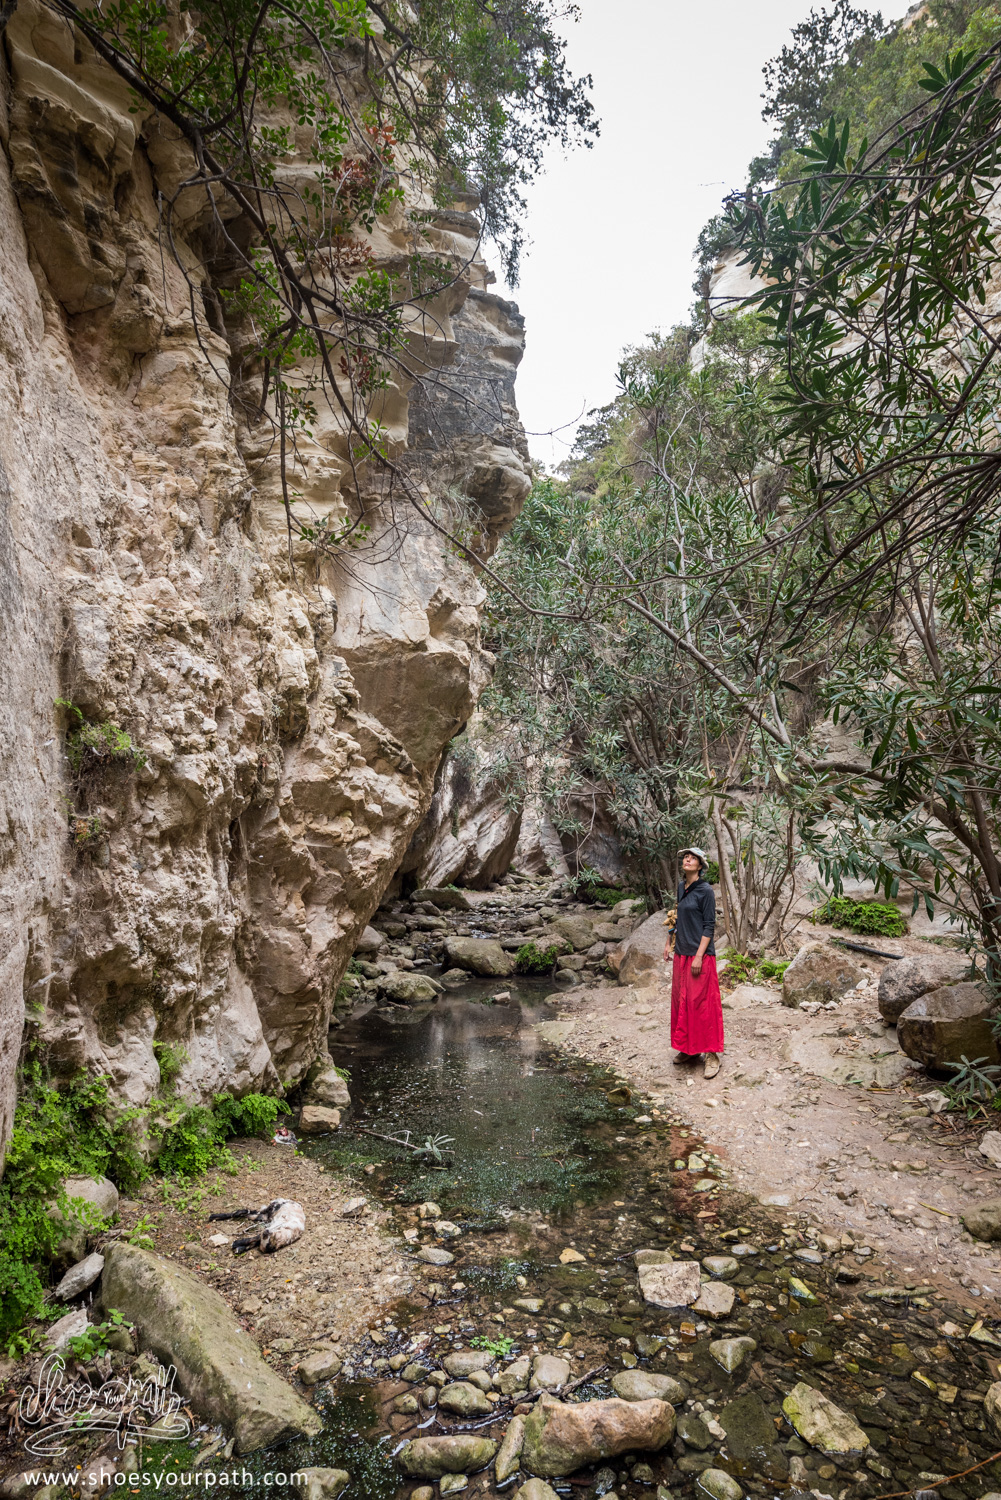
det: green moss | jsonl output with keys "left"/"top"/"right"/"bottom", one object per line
{"left": 516, "top": 941, "right": 561, "bottom": 973}
{"left": 812, "top": 896, "right": 908, "bottom": 938}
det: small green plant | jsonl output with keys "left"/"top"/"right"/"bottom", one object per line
{"left": 758, "top": 958, "right": 790, "bottom": 981}
{"left": 122, "top": 1214, "right": 156, "bottom": 1250}
{"left": 721, "top": 949, "right": 759, "bottom": 985}
{"left": 4, "top": 1325, "right": 46, "bottom": 1360}
{"left": 417, "top": 1133, "right": 455, "bottom": 1162}
{"left": 215, "top": 1092, "right": 289, "bottom": 1139}
{"left": 470, "top": 1334, "right": 515, "bottom": 1357}
{"left": 152, "top": 1040, "right": 187, "bottom": 1094}
{"left": 67, "top": 1310, "right": 132, "bottom": 1361}
{"left": 943, "top": 1055, "right": 1001, "bottom": 1117}
{"left": 812, "top": 896, "right": 908, "bottom": 938}
{"left": 56, "top": 700, "right": 147, "bottom": 775}
{"left": 156, "top": 1092, "right": 288, "bottom": 1180}
{"left": 516, "top": 942, "right": 562, "bottom": 974}
{"left": 334, "top": 1065, "right": 351, "bottom": 1083}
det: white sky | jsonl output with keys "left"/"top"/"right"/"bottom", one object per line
{"left": 503, "top": 0, "right": 915, "bottom": 466}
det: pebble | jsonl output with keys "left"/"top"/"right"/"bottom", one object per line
{"left": 702, "top": 1255, "right": 738, "bottom": 1281}
{"left": 691, "top": 1282, "right": 736, "bottom": 1319}
{"left": 417, "top": 1246, "right": 455, "bottom": 1265}
{"left": 695, "top": 1469, "right": 743, "bottom": 1500}
{"left": 709, "top": 1336, "right": 756, "bottom": 1374}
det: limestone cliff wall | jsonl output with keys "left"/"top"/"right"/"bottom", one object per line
{"left": 0, "top": 1, "right": 530, "bottom": 1151}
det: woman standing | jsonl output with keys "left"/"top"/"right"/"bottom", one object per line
{"left": 663, "top": 847, "right": 724, "bottom": 1079}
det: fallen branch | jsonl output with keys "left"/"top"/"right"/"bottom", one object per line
{"left": 355, "top": 1127, "right": 426, "bottom": 1152}
{"left": 871, "top": 1449, "right": 1001, "bottom": 1500}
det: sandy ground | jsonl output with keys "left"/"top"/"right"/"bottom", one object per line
{"left": 114, "top": 1139, "right": 415, "bottom": 1378}
{"left": 542, "top": 947, "right": 1001, "bottom": 1312}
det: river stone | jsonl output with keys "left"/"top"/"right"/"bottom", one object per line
{"left": 380, "top": 972, "right": 441, "bottom": 1004}
{"left": 411, "top": 1492, "right": 434, "bottom": 1500}
{"left": 709, "top": 1336, "right": 756, "bottom": 1374}
{"left": 439, "top": 1478, "right": 467, "bottom": 1497}
{"left": 897, "top": 982, "right": 999, "bottom": 1070}
{"left": 402, "top": 1361, "right": 431, "bottom": 1383}
{"left": 549, "top": 915, "right": 595, "bottom": 952}
{"left": 466, "top": 1369, "right": 492, "bottom": 1391}
{"left": 413, "top": 886, "right": 472, "bottom": 911}
{"left": 444, "top": 936, "right": 516, "bottom": 977}
{"left": 782, "top": 943, "right": 864, "bottom": 1007}
{"left": 354, "top": 925, "right": 385, "bottom": 956}
{"left": 782, "top": 1382, "right": 870, "bottom": 1453}
{"left": 495, "top": 1414, "right": 527, "bottom": 1482}
{"left": 48, "top": 1175, "right": 120, "bottom": 1262}
{"left": 692, "top": 1283, "right": 735, "bottom": 1319}
{"left": 878, "top": 952, "right": 969, "bottom": 1023}
{"left": 961, "top": 1198, "right": 1001, "bottom": 1241}
{"left": 635, "top": 1249, "right": 674, "bottom": 1266}
{"left": 514, "top": 1297, "right": 544, "bottom": 1313}
{"left": 985, "top": 1382, "right": 1001, "bottom": 1437}
{"left": 496, "top": 1354, "right": 533, "bottom": 1393}
{"left": 677, "top": 1413, "right": 713, "bottom": 1450}
{"left": 616, "top": 910, "right": 671, "bottom": 986}
{"left": 440, "top": 968, "right": 469, "bottom": 989}
{"left": 521, "top": 1395, "right": 675, "bottom": 1477}
{"left": 417, "top": 1245, "right": 454, "bottom": 1265}
{"left": 439, "top": 1382, "right": 492, "bottom": 1416}
{"left": 719, "top": 1393, "right": 788, "bottom": 1481}
{"left": 513, "top": 1484, "right": 561, "bottom": 1500}
{"left": 305, "top": 1065, "right": 351, "bottom": 1108}
{"left": 99, "top": 1242, "right": 322, "bottom": 1453}
{"left": 612, "top": 1370, "right": 686, "bottom": 1404}
{"left": 634, "top": 1334, "right": 671, "bottom": 1359}
{"left": 530, "top": 1354, "right": 571, "bottom": 1391}
{"left": 696, "top": 1469, "right": 744, "bottom": 1500}
{"left": 443, "top": 1350, "right": 494, "bottom": 1377}
{"left": 980, "top": 1131, "right": 1001, "bottom": 1167}
{"left": 639, "top": 1261, "right": 701, "bottom": 1308}
{"left": 53, "top": 1252, "right": 105, "bottom": 1301}
{"left": 702, "top": 1255, "right": 738, "bottom": 1280}
{"left": 298, "top": 1105, "right": 341, "bottom": 1134}
{"left": 396, "top": 1436, "right": 499, "bottom": 1478}
{"left": 298, "top": 1348, "right": 342, "bottom": 1384}
{"left": 292, "top": 1469, "right": 350, "bottom": 1500}
{"left": 45, "top": 1307, "right": 89, "bottom": 1351}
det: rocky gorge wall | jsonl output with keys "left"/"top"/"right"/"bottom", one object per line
{"left": 0, "top": 0, "right": 531, "bottom": 1156}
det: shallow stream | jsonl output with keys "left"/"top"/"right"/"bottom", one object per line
{"left": 268, "top": 976, "right": 1001, "bottom": 1500}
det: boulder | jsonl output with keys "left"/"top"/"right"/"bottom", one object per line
{"left": 292, "top": 1471, "right": 349, "bottom": 1500}
{"left": 305, "top": 1064, "right": 350, "bottom": 1109}
{"left": 980, "top": 1132, "right": 1001, "bottom": 1168}
{"left": 709, "top": 1337, "right": 756, "bottom": 1375}
{"left": 691, "top": 1283, "right": 736, "bottom": 1319}
{"left": 696, "top": 1470, "right": 744, "bottom": 1500}
{"left": 897, "top": 982, "right": 998, "bottom": 1071}
{"left": 380, "top": 972, "right": 442, "bottom": 1003}
{"left": 48, "top": 1176, "right": 120, "bottom": 1262}
{"left": 396, "top": 1436, "right": 499, "bottom": 1478}
{"left": 443, "top": 937, "right": 516, "bottom": 977}
{"left": 44, "top": 1308, "right": 89, "bottom": 1350}
{"left": 530, "top": 1354, "right": 571, "bottom": 1391}
{"left": 877, "top": 952, "right": 970, "bottom": 1024}
{"left": 299, "top": 1105, "right": 341, "bottom": 1134}
{"left": 413, "top": 887, "right": 472, "bottom": 911}
{"left": 782, "top": 943, "right": 864, "bottom": 1007}
{"left": 99, "top": 1242, "right": 322, "bottom": 1453}
{"left": 615, "top": 911, "right": 671, "bottom": 987}
{"left": 513, "top": 1484, "right": 560, "bottom": 1500}
{"left": 438, "top": 1381, "right": 492, "bottom": 1416}
{"left": 961, "top": 1198, "right": 1001, "bottom": 1242}
{"left": 521, "top": 1394, "right": 675, "bottom": 1477}
{"left": 354, "top": 925, "right": 385, "bottom": 956}
{"left": 443, "top": 1350, "right": 494, "bottom": 1377}
{"left": 781, "top": 1382, "right": 869, "bottom": 1454}
{"left": 611, "top": 1370, "right": 687, "bottom": 1404}
{"left": 495, "top": 1414, "right": 527, "bottom": 1482}
{"left": 298, "top": 1348, "right": 342, "bottom": 1384}
{"left": 719, "top": 1393, "right": 788, "bottom": 1481}
{"left": 638, "top": 1261, "right": 701, "bottom": 1308}
{"left": 53, "top": 1252, "right": 105, "bottom": 1301}
{"left": 548, "top": 915, "right": 595, "bottom": 952}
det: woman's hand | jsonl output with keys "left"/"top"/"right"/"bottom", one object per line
{"left": 691, "top": 955, "right": 703, "bottom": 977}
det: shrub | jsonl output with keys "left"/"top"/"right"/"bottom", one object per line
{"left": 813, "top": 896, "right": 908, "bottom": 938}
{"left": 157, "top": 1092, "right": 288, "bottom": 1179}
{"left": 57, "top": 699, "right": 146, "bottom": 774}
{"left": 757, "top": 958, "right": 790, "bottom": 981}
{"left": 152, "top": 1040, "right": 187, "bottom": 1093}
{"left": 516, "top": 942, "right": 562, "bottom": 973}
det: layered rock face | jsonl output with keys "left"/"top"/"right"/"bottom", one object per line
{"left": 0, "top": 1, "right": 530, "bottom": 1150}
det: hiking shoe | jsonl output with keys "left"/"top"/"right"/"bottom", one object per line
{"left": 673, "top": 1052, "right": 696, "bottom": 1065}
{"left": 703, "top": 1052, "right": 721, "bottom": 1079}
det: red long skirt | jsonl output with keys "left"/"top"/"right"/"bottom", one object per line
{"left": 671, "top": 953, "right": 725, "bottom": 1055}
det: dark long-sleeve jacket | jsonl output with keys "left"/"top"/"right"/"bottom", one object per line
{"left": 674, "top": 877, "right": 716, "bottom": 956}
